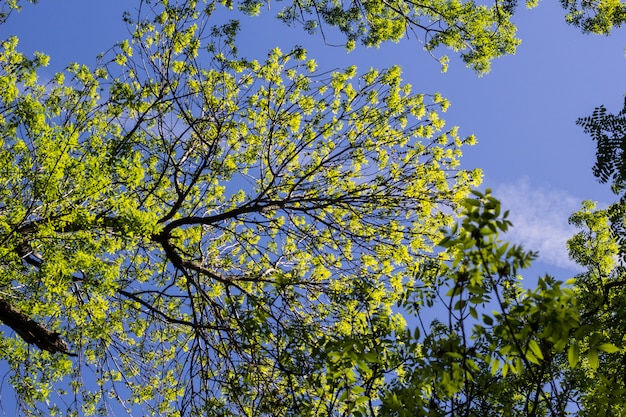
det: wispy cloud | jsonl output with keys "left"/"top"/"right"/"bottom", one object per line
{"left": 492, "top": 179, "right": 584, "bottom": 271}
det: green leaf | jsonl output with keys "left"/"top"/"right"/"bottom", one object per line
{"left": 588, "top": 348, "right": 599, "bottom": 370}
{"left": 568, "top": 343, "right": 580, "bottom": 368}
{"left": 490, "top": 358, "right": 500, "bottom": 376}
{"left": 528, "top": 339, "right": 544, "bottom": 361}
{"left": 501, "top": 362, "right": 509, "bottom": 378}
{"left": 526, "top": 350, "right": 541, "bottom": 365}
{"left": 599, "top": 343, "right": 621, "bottom": 353}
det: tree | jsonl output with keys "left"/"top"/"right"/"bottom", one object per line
{"left": 564, "top": 201, "right": 626, "bottom": 416}
{"left": 400, "top": 96, "right": 626, "bottom": 416}
{"left": 437, "top": 95, "right": 626, "bottom": 416}
{"left": 0, "top": 0, "right": 490, "bottom": 415}
{"left": 575, "top": 97, "right": 626, "bottom": 269}
{"left": 383, "top": 190, "right": 582, "bottom": 417}
{"left": 548, "top": 97, "right": 626, "bottom": 416}
{"left": 376, "top": 194, "right": 624, "bottom": 416}
{"left": 1, "top": 0, "right": 621, "bottom": 415}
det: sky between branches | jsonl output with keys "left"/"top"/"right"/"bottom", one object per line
{"left": 3, "top": 0, "right": 625, "bottom": 276}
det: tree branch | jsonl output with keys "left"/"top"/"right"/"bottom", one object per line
{"left": 0, "top": 298, "right": 77, "bottom": 357}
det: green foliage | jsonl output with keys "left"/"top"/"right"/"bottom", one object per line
{"left": 577, "top": 98, "right": 626, "bottom": 195}
{"left": 577, "top": 97, "right": 626, "bottom": 265}
{"left": 240, "top": 0, "right": 522, "bottom": 73}
{"left": 560, "top": 0, "right": 626, "bottom": 33}
{"left": 2, "top": 0, "right": 623, "bottom": 415}
{"left": 566, "top": 97, "right": 626, "bottom": 415}
{"left": 384, "top": 190, "right": 584, "bottom": 416}
{"left": 565, "top": 201, "right": 626, "bottom": 416}
{"left": 0, "top": 1, "right": 484, "bottom": 415}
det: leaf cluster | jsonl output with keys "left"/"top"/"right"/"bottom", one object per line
{"left": 560, "top": 0, "right": 626, "bottom": 33}
{"left": 577, "top": 98, "right": 626, "bottom": 195}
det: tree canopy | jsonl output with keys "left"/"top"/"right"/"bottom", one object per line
{"left": 556, "top": 98, "right": 626, "bottom": 415}
{"left": 0, "top": 1, "right": 483, "bottom": 414}
{"left": 0, "top": 0, "right": 625, "bottom": 415}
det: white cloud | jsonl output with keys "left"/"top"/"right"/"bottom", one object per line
{"left": 492, "top": 179, "right": 584, "bottom": 271}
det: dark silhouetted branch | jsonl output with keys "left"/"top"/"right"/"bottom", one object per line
{"left": 0, "top": 298, "right": 77, "bottom": 357}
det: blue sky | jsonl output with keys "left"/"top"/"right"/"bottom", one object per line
{"left": 3, "top": 0, "right": 625, "bottom": 278}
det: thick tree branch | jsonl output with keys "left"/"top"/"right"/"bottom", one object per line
{"left": 0, "top": 298, "right": 77, "bottom": 357}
